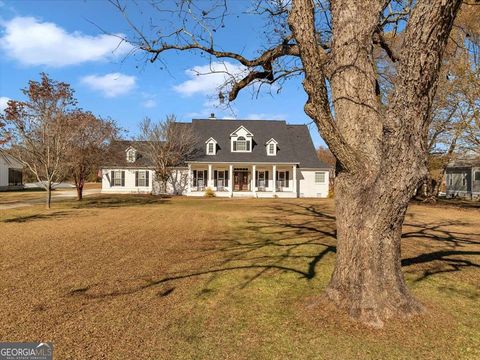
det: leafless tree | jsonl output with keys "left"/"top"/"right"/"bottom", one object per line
{"left": 110, "top": 0, "right": 477, "bottom": 327}
{"left": 1, "top": 73, "right": 76, "bottom": 209}
{"left": 139, "top": 115, "right": 197, "bottom": 194}
{"left": 65, "top": 110, "right": 120, "bottom": 201}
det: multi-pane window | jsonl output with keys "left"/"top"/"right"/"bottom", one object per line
{"left": 268, "top": 143, "right": 275, "bottom": 155}
{"left": 207, "top": 142, "right": 215, "bottom": 155}
{"left": 126, "top": 149, "right": 136, "bottom": 162}
{"left": 258, "top": 171, "right": 266, "bottom": 188}
{"left": 475, "top": 172, "right": 480, "bottom": 182}
{"left": 136, "top": 171, "right": 149, "bottom": 187}
{"left": 113, "top": 170, "right": 123, "bottom": 186}
{"left": 315, "top": 172, "right": 326, "bottom": 184}
{"left": 233, "top": 136, "right": 251, "bottom": 152}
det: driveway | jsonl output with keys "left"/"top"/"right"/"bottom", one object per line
{"left": 0, "top": 188, "right": 102, "bottom": 210}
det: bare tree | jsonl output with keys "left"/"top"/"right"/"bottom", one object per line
{"left": 65, "top": 110, "right": 119, "bottom": 201}
{"left": 425, "top": 12, "right": 480, "bottom": 198}
{"left": 139, "top": 115, "right": 197, "bottom": 194}
{"left": 1, "top": 73, "right": 76, "bottom": 208}
{"left": 111, "top": 0, "right": 474, "bottom": 326}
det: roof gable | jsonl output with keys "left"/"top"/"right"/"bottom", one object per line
{"left": 230, "top": 125, "right": 253, "bottom": 137}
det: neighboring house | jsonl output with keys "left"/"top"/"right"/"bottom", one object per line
{"left": 101, "top": 119, "right": 331, "bottom": 198}
{"left": 445, "top": 159, "right": 480, "bottom": 200}
{"left": 0, "top": 154, "right": 23, "bottom": 191}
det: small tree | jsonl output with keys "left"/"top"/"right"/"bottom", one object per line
{"left": 1, "top": 73, "right": 76, "bottom": 208}
{"left": 139, "top": 115, "right": 197, "bottom": 194}
{"left": 66, "top": 110, "right": 119, "bottom": 200}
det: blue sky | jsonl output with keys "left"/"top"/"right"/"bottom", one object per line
{"left": 0, "top": 0, "right": 325, "bottom": 146}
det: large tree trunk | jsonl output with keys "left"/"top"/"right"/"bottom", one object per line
{"left": 326, "top": 172, "right": 424, "bottom": 328}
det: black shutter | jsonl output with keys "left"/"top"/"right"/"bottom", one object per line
{"left": 146, "top": 171, "right": 149, "bottom": 187}
{"left": 255, "top": 171, "right": 258, "bottom": 187}
{"left": 121, "top": 171, "right": 125, "bottom": 186}
{"left": 233, "top": 141, "right": 237, "bottom": 151}
{"left": 135, "top": 171, "right": 138, "bottom": 187}
{"left": 110, "top": 171, "right": 114, "bottom": 187}
{"left": 247, "top": 141, "right": 250, "bottom": 151}
{"left": 265, "top": 171, "right": 269, "bottom": 187}
{"left": 214, "top": 170, "right": 218, "bottom": 187}
{"left": 204, "top": 170, "right": 208, "bottom": 186}
{"left": 225, "top": 170, "right": 228, "bottom": 187}
{"left": 193, "top": 170, "right": 197, "bottom": 187}
{"left": 286, "top": 171, "right": 289, "bottom": 187}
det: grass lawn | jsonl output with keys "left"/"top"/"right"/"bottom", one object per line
{"left": 0, "top": 196, "right": 479, "bottom": 359}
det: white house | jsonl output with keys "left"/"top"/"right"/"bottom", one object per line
{"left": 101, "top": 119, "right": 331, "bottom": 198}
{"left": 0, "top": 154, "right": 23, "bottom": 191}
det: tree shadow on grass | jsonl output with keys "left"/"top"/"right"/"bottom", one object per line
{"left": 2, "top": 211, "right": 73, "bottom": 223}
{"left": 66, "top": 201, "right": 480, "bottom": 299}
{"left": 71, "top": 194, "right": 171, "bottom": 209}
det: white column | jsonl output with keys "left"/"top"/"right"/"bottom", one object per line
{"left": 208, "top": 164, "right": 213, "bottom": 188}
{"left": 187, "top": 164, "right": 192, "bottom": 194}
{"left": 272, "top": 164, "right": 277, "bottom": 195}
{"left": 252, "top": 164, "right": 256, "bottom": 196}
{"left": 229, "top": 164, "right": 233, "bottom": 197}
{"left": 292, "top": 164, "right": 297, "bottom": 197}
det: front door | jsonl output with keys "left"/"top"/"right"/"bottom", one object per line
{"left": 234, "top": 171, "right": 249, "bottom": 191}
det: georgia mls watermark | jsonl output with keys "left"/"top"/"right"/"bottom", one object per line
{"left": 0, "top": 343, "right": 52, "bottom": 360}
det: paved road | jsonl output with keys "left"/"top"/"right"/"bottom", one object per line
{"left": 0, "top": 189, "right": 101, "bottom": 210}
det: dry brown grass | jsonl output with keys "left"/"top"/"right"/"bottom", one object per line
{"left": 0, "top": 196, "right": 479, "bottom": 359}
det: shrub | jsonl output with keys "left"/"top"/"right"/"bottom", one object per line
{"left": 204, "top": 187, "right": 216, "bottom": 197}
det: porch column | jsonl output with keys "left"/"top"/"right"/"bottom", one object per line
{"left": 208, "top": 164, "right": 213, "bottom": 188}
{"left": 252, "top": 164, "right": 256, "bottom": 196}
{"left": 187, "top": 164, "right": 192, "bottom": 194}
{"left": 292, "top": 164, "right": 297, "bottom": 197}
{"left": 272, "top": 164, "right": 277, "bottom": 195}
{"left": 229, "top": 164, "right": 233, "bottom": 197}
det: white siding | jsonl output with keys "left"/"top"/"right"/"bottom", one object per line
{"left": 101, "top": 168, "right": 189, "bottom": 195}
{"left": 298, "top": 169, "right": 329, "bottom": 198}
{"left": 0, "top": 155, "right": 23, "bottom": 188}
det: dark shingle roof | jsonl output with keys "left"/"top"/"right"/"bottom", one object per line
{"left": 101, "top": 140, "right": 155, "bottom": 168}
{"left": 102, "top": 119, "right": 330, "bottom": 169}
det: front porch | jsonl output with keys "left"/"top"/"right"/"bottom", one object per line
{"left": 187, "top": 163, "right": 298, "bottom": 198}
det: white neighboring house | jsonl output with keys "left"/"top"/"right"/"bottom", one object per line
{"left": 0, "top": 154, "right": 23, "bottom": 191}
{"left": 101, "top": 119, "right": 331, "bottom": 198}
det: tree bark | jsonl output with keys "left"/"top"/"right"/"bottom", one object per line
{"left": 326, "top": 173, "right": 424, "bottom": 328}
{"left": 46, "top": 182, "right": 52, "bottom": 209}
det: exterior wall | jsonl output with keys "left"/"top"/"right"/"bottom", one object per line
{"left": 298, "top": 169, "right": 329, "bottom": 198}
{"left": 101, "top": 169, "right": 154, "bottom": 194}
{"left": 187, "top": 163, "right": 330, "bottom": 198}
{"left": 0, "top": 155, "right": 23, "bottom": 190}
{"left": 445, "top": 166, "right": 480, "bottom": 199}
{"left": 101, "top": 168, "right": 189, "bottom": 195}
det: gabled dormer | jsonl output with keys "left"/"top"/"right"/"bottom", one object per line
{"left": 205, "top": 137, "right": 217, "bottom": 155}
{"left": 125, "top": 146, "right": 137, "bottom": 163}
{"left": 230, "top": 126, "right": 253, "bottom": 152}
{"left": 266, "top": 138, "right": 278, "bottom": 156}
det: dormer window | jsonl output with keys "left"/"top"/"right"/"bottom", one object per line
{"left": 230, "top": 126, "right": 253, "bottom": 153}
{"left": 126, "top": 148, "right": 136, "bottom": 163}
{"left": 205, "top": 137, "right": 217, "bottom": 155}
{"left": 266, "top": 138, "right": 278, "bottom": 156}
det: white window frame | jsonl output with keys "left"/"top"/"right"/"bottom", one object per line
{"left": 277, "top": 171, "right": 286, "bottom": 188}
{"left": 113, "top": 170, "right": 123, "bottom": 186}
{"left": 315, "top": 171, "right": 326, "bottom": 184}
{"left": 266, "top": 138, "right": 278, "bottom": 156}
{"left": 137, "top": 171, "right": 148, "bottom": 187}
{"left": 207, "top": 142, "right": 215, "bottom": 155}
{"left": 126, "top": 149, "right": 136, "bottom": 163}
{"left": 233, "top": 136, "right": 251, "bottom": 152}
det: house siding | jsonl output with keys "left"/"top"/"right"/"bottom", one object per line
{"left": 0, "top": 155, "right": 23, "bottom": 191}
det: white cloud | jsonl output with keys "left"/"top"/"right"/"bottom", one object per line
{"left": 173, "top": 61, "right": 247, "bottom": 97}
{"left": 142, "top": 99, "right": 156, "bottom": 108}
{"left": 80, "top": 73, "right": 136, "bottom": 98}
{"left": 0, "top": 17, "right": 132, "bottom": 67}
{"left": 0, "top": 96, "right": 11, "bottom": 112}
